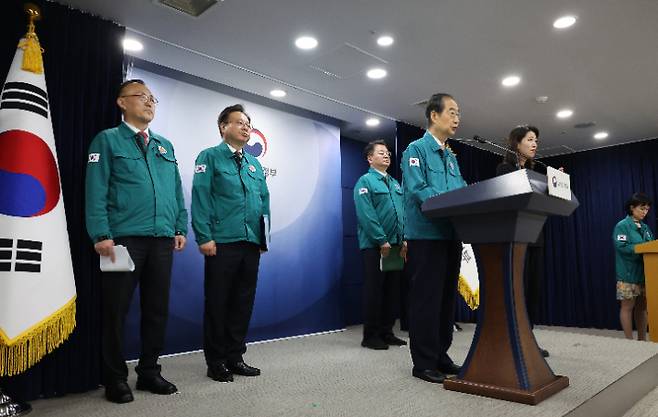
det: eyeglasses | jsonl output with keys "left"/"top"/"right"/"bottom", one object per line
{"left": 120, "top": 94, "right": 159, "bottom": 104}
{"left": 229, "top": 120, "right": 252, "bottom": 130}
{"left": 375, "top": 151, "right": 392, "bottom": 157}
{"left": 447, "top": 109, "right": 461, "bottom": 119}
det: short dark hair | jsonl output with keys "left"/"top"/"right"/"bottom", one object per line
{"left": 117, "top": 79, "right": 145, "bottom": 98}
{"left": 626, "top": 193, "right": 652, "bottom": 215}
{"left": 425, "top": 93, "right": 454, "bottom": 126}
{"left": 363, "top": 140, "right": 389, "bottom": 159}
{"left": 503, "top": 125, "right": 540, "bottom": 168}
{"left": 218, "top": 104, "right": 250, "bottom": 127}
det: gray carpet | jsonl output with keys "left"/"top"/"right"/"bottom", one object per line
{"left": 30, "top": 324, "right": 658, "bottom": 417}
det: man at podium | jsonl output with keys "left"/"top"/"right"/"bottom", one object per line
{"left": 614, "top": 193, "right": 654, "bottom": 340}
{"left": 401, "top": 93, "right": 467, "bottom": 383}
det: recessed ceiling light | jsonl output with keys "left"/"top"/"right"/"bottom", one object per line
{"left": 377, "top": 35, "right": 394, "bottom": 47}
{"left": 556, "top": 109, "right": 573, "bottom": 119}
{"left": 501, "top": 75, "right": 521, "bottom": 87}
{"left": 366, "top": 117, "right": 380, "bottom": 127}
{"left": 123, "top": 38, "right": 143, "bottom": 52}
{"left": 270, "top": 89, "right": 286, "bottom": 98}
{"left": 366, "top": 68, "right": 387, "bottom": 79}
{"left": 295, "top": 36, "right": 318, "bottom": 50}
{"left": 553, "top": 15, "right": 577, "bottom": 29}
{"left": 594, "top": 131, "right": 609, "bottom": 140}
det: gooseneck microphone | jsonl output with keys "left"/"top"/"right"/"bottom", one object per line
{"left": 470, "top": 135, "right": 548, "bottom": 169}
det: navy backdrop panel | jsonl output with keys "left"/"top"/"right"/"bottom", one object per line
{"left": 542, "top": 139, "right": 658, "bottom": 329}
{"left": 340, "top": 137, "right": 369, "bottom": 325}
{"left": 0, "top": 0, "right": 124, "bottom": 401}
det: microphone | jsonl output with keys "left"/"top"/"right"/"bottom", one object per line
{"left": 472, "top": 135, "right": 519, "bottom": 167}
{"left": 473, "top": 135, "right": 549, "bottom": 170}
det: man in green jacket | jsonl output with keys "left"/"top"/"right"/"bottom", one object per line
{"left": 192, "top": 104, "right": 270, "bottom": 383}
{"left": 401, "top": 93, "right": 467, "bottom": 384}
{"left": 85, "top": 79, "right": 187, "bottom": 403}
{"left": 353, "top": 140, "right": 407, "bottom": 350}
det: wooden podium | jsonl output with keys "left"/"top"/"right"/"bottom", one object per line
{"left": 422, "top": 169, "right": 579, "bottom": 405}
{"left": 635, "top": 240, "right": 658, "bottom": 343}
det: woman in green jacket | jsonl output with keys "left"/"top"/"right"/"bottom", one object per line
{"left": 613, "top": 193, "right": 653, "bottom": 340}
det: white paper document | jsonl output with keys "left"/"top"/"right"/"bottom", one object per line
{"left": 99, "top": 245, "right": 135, "bottom": 272}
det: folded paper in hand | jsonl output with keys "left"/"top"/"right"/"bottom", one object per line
{"left": 100, "top": 245, "right": 135, "bottom": 272}
{"left": 380, "top": 245, "right": 404, "bottom": 272}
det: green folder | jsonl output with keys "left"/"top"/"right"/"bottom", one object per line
{"left": 380, "top": 245, "right": 404, "bottom": 272}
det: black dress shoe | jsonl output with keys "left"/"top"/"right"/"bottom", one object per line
{"left": 136, "top": 374, "right": 178, "bottom": 395}
{"left": 207, "top": 363, "right": 234, "bottom": 382}
{"left": 227, "top": 361, "right": 261, "bottom": 376}
{"left": 382, "top": 334, "right": 407, "bottom": 346}
{"left": 412, "top": 369, "right": 445, "bottom": 384}
{"left": 540, "top": 348, "right": 550, "bottom": 358}
{"left": 361, "top": 338, "right": 389, "bottom": 350}
{"left": 105, "top": 381, "right": 134, "bottom": 404}
{"left": 438, "top": 362, "right": 462, "bottom": 375}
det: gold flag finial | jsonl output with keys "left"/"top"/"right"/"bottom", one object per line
{"left": 19, "top": 2, "right": 44, "bottom": 74}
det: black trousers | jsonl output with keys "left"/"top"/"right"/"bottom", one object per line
{"left": 361, "top": 248, "right": 400, "bottom": 341}
{"left": 407, "top": 239, "right": 462, "bottom": 371}
{"left": 525, "top": 245, "right": 544, "bottom": 327}
{"left": 101, "top": 237, "right": 174, "bottom": 384}
{"left": 203, "top": 241, "right": 261, "bottom": 366}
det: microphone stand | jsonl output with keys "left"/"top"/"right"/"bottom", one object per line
{"left": 470, "top": 135, "right": 548, "bottom": 170}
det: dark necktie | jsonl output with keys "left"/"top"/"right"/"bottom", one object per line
{"left": 138, "top": 130, "right": 148, "bottom": 146}
{"left": 234, "top": 151, "right": 243, "bottom": 167}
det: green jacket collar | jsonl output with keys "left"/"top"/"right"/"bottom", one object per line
{"left": 368, "top": 167, "right": 388, "bottom": 180}
{"left": 623, "top": 215, "right": 646, "bottom": 228}
{"left": 422, "top": 130, "right": 443, "bottom": 153}
{"left": 118, "top": 122, "right": 163, "bottom": 145}
{"left": 219, "top": 141, "right": 256, "bottom": 165}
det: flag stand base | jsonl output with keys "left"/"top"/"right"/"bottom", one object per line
{"left": 0, "top": 389, "right": 31, "bottom": 417}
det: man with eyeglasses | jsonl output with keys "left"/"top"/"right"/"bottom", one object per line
{"left": 192, "top": 104, "right": 270, "bottom": 383}
{"left": 401, "top": 93, "right": 467, "bottom": 383}
{"left": 353, "top": 140, "right": 407, "bottom": 350}
{"left": 85, "top": 79, "right": 188, "bottom": 403}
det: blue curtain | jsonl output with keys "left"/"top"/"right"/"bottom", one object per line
{"left": 340, "top": 136, "right": 370, "bottom": 325}
{"left": 1, "top": 0, "right": 124, "bottom": 400}
{"left": 542, "top": 140, "right": 658, "bottom": 328}
{"left": 396, "top": 120, "right": 658, "bottom": 329}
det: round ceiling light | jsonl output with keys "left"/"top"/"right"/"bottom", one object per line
{"left": 377, "top": 35, "right": 394, "bottom": 47}
{"left": 553, "top": 16, "right": 577, "bottom": 29}
{"left": 501, "top": 75, "right": 521, "bottom": 87}
{"left": 366, "top": 68, "right": 387, "bottom": 79}
{"left": 556, "top": 109, "right": 574, "bottom": 119}
{"left": 295, "top": 36, "right": 318, "bottom": 50}
{"left": 123, "top": 38, "right": 143, "bottom": 52}
{"left": 366, "top": 118, "right": 380, "bottom": 127}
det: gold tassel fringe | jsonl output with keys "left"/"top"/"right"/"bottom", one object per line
{"left": 0, "top": 297, "right": 76, "bottom": 376}
{"left": 458, "top": 275, "right": 480, "bottom": 310}
{"left": 18, "top": 19, "right": 44, "bottom": 74}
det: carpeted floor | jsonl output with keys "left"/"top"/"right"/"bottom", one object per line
{"left": 30, "top": 324, "right": 658, "bottom": 417}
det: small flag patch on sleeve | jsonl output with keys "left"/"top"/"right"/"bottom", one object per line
{"left": 409, "top": 157, "right": 420, "bottom": 167}
{"left": 358, "top": 187, "right": 368, "bottom": 195}
{"left": 617, "top": 234, "right": 627, "bottom": 242}
{"left": 88, "top": 153, "right": 100, "bottom": 163}
{"left": 195, "top": 164, "right": 207, "bottom": 173}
